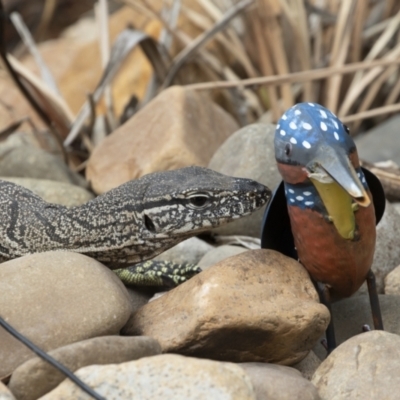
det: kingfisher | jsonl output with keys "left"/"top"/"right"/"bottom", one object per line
{"left": 261, "top": 103, "right": 386, "bottom": 346}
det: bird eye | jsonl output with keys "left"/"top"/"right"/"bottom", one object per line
{"left": 343, "top": 124, "right": 350, "bottom": 134}
{"left": 285, "top": 143, "right": 292, "bottom": 156}
{"left": 188, "top": 195, "right": 210, "bottom": 209}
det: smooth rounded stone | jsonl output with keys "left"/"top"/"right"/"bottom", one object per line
{"left": 312, "top": 331, "right": 400, "bottom": 399}
{"left": 0, "top": 382, "right": 16, "bottom": 400}
{"left": 0, "top": 139, "right": 86, "bottom": 187}
{"left": 123, "top": 249, "right": 330, "bottom": 365}
{"left": 39, "top": 354, "right": 256, "bottom": 400}
{"left": 125, "top": 288, "right": 153, "bottom": 312}
{"left": 312, "top": 295, "right": 400, "bottom": 360}
{"left": 154, "top": 237, "right": 214, "bottom": 265}
{"left": 392, "top": 202, "right": 400, "bottom": 214}
{"left": 355, "top": 114, "right": 400, "bottom": 165}
{"left": 209, "top": 123, "right": 281, "bottom": 237}
{"left": 197, "top": 244, "right": 248, "bottom": 270}
{"left": 385, "top": 264, "right": 400, "bottom": 294}
{"left": 292, "top": 351, "right": 321, "bottom": 380}
{"left": 86, "top": 86, "right": 239, "bottom": 194}
{"left": 0, "top": 178, "right": 93, "bottom": 207}
{"left": 9, "top": 336, "right": 161, "bottom": 400}
{"left": 356, "top": 201, "right": 400, "bottom": 295}
{"left": 240, "top": 362, "right": 320, "bottom": 400}
{"left": 0, "top": 251, "right": 132, "bottom": 377}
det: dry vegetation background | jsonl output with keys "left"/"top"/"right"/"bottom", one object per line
{"left": 1, "top": 0, "right": 400, "bottom": 169}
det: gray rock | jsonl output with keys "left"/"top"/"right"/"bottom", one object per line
{"left": 0, "top": 251, "right": 132, "bottom": 377}
{"left": 385, "top": 264, "right": 400, "bottom": 294}
{"left": 0, "top": 178, "right": 93, "bottom": 206}
{"left": 356, "top": 201, "right": 400, "bottom": 295}
{"left": 154, "top": 237, "right": 214, "bottom": 265}
{"left": 313, "top": 294, "right": 400, "bottom": 360}
{"left": 209, "top": 123, "right": 280, "bottom": 237}
{"left": 312, "top": 331, "right": 400, "bottom": 399}
{"left": 9, "top": 336, "right": 161, "bottom": 400}
{"left": 125, "top": 287, "right": 153, "bottom": 311}
{"left": 0, "top": 139, "right": 86, "bottom": 187}
{"left": 392, "top": 202, "right": 400, "bottom": 214}
{"left": 240, "top": 362, "right": 320, "bottom": 400}
{"left": 39, "top": 354, "right": 256, "bottom": 400}
{"left": 355, "top": 114, "right": 400, "bottom": 165}
{"left": 0, "top": 382, "right": 16, "bottom": 400}
{"left": 292, "top": 351, "right": 321, "bottom": 380}
{"left": 197, "top": 245, "right": 248, "bottom": 270}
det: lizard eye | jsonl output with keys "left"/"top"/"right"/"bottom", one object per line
{"left": 187, "top": 195, "right": 210, "bottom": 209}
{"left": 343, "top": 124, "right": 350, "bottom": 134}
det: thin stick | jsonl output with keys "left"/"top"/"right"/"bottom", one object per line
{"left": 0, "top": 316, "right": 105, "bottom": 400}
{"left": 341, "top": 103, "right": 400, "bottom": 123}
{"left": 162, "top": 0, "right": 254, "bottom": 87}
{"left": 183, "top": 57, "right": 400, "bottom": 90}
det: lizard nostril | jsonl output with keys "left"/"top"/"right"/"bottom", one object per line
{"left": 248, "top": 191, "right": 257, "bottom": 199}
{"left": 144, "top": 215, "right": 156, "bottom": 233}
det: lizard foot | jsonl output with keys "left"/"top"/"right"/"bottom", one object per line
{"left": 114, "top": 260, "right": 201, "bottom": 287}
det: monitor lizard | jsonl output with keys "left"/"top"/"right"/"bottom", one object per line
{"left": 0, "top": 166, "right": 270, "bottom": 286}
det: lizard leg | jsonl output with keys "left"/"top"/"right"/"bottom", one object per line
{"left": 114, "top": 260, "right": 201, "bottom": 287}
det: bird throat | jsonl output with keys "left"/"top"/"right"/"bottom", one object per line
{"left": 310, "top": 178, "right": 356, "bottom": 240}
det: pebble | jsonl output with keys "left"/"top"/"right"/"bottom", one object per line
{"left": 384, "top": 264, "right": 400, "bottom": 294}
{"left": 356, "top": 201, "right": 400, "bottom": 294}
{"left": 197, "top": 244, "right": 248, "bottom": 270}
{"left": 355, "top": 114, "right": 400, "bottom": 165}
{"left": 154, "top": 237, "right": 214, "bottom": 265}
{"left": 86, "top": 86, "right": 239, "bottom": 194}
{"left": 123, "top": 249, "right": 330, "bottom": 365}
{"left": 209, "top": 123, "right": 281, "bottom": 237}
{"left": 9, "top": 336, "right": 161, "bottom": 400}
{"left": 0, "top": 177, "right": 93, "bottom": 207}
{"left": 39, "top": 354, "right": 256, "bottom": 400}
{"left": 312, "top": 331, "right": 400, "bottom": 399}
{"left": 292, "top": 351, "right": 322, "bottom": 380}
{"left": 313, "top": 294, "right": 400, "bottom": 360}
{"left": 0, "top": 135, "right": 86, "bottom": 187}
{"left": 0, "top": 251, "right": 132, "bottom": 377}
{"left": 0, "top": 382, "right": 16, "bottom": 400}
{"left": 240, "top": 362, "right": 320, "bottom": 400}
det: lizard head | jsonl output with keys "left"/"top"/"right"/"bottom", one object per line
{"left": 139, "top": 166, "right": 271, "bottom": 238}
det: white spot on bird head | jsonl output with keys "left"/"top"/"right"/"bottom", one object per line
{"left": 290, "top": 137, "right": 297, "bottom": 144}
{"left": 332, "top": 120, "right": 339, "bottom": 129}
{"left": 320, "top": 110, "right": 328, "bottom": 118}
{"left": 303, "top": 122, "right": 312, "bottom": 130}
{"left": 308, "top": 103, "right": 315, "bottom": 107}
{"left": 288, "top": 189, "right": 295, "bottom": 193}
{"left": 334, "top": 132, "right": 339, "bottom": 140}
{"left": 290, "top": 198, "right": 295, "bottom": 202}
{"left": 280, "top": 129, "right": 286, "bottom": 136}
{"left": 296, "top": 196, "right": 304, "bottom": 201}
{"left": 305, "top": 201, "right": 314, "bottom": 206}
{"left": 289, "top": 121, "right": 297, "bottom": 129}
{"left": 303, "top": 191, "right": 312, "bottom": 196}
{"left": 295, "top": 110, "right": 301, "bottom": 115}
{"left": 302, "top": 141, "right": 311, "bottom": 149}
{"left": 282, "top": 114, "right": 287, "bottom": 120}
{"left": 320, "top": 121, "right": 327, "bottom": 131}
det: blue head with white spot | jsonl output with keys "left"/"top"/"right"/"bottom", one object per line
{"left": 275, "top": 102, "right": 370, "bottom": 211}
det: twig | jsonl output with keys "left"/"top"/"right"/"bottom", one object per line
{"left": 183, "top": 57, "right": 400, "bottom": 90}
{"left": 161, "top": 0, "right": 254, "bottom": 88}
{"left": 341, "top": 103, "right": 400, "bottom": 124}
